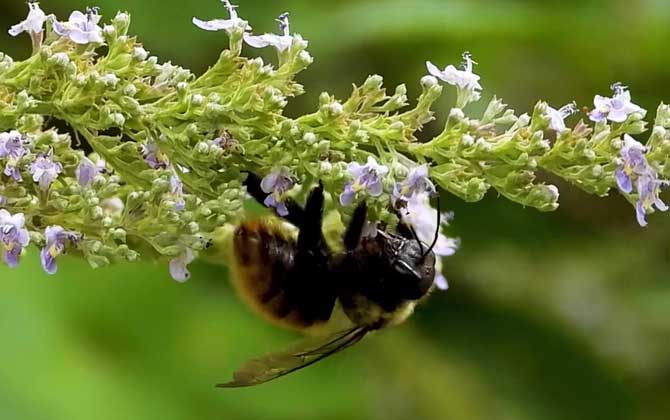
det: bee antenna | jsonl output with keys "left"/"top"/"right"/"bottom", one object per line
{"left": 408, "top": 225, "right": 424, "bottom": 255}
{"left": 422, "top": 194, "right": 441, "bottom": 258}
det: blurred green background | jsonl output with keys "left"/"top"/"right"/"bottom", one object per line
{"left": 1, "top": 0, "right": 670, "bottom": 419}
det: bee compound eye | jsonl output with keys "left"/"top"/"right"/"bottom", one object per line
{"left": 394, "top": 259, "right": 421, "bottom": 280}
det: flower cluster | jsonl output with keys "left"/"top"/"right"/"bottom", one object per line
{"left": 0, "top": 130, "right": 26, "bottom": 181}
{"left": 340, "top": 157, "right": 389, "bottom": 206}
{"left": 427, "top": 52, "right": 482, "bottom": 108}
{"left": 0, "top": 209, "right": 30, "bottom": 268}
{"left": 193, "top": 2, "right": 298, "bottom": 53}
{"left": 261, "top": 167, "right": 295, "bottom": 216}
{"left": 40, "top": 225, "right": 80, "bottom": 274}
{"left": 615, "top": 135, "right": 668, "bottom": 226}
{"left": 589, "top": 83, "right": 646, "bottom": 123}
{"left": 53, "top": 8, "right": 104, "bottom": 44}
{"left": 1, "top": 0, "right": 668, "bottom": 289}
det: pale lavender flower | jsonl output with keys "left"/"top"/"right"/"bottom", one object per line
{"left": 76, "top": 156, "right": 105, "bottom": 187}
{"left": 29, "top": 152, "right": 62, "bottom": 190}
{"left": 243, "top": 12, "right": 294, "bottom": 52}
{"left": 53, "top": 7, "right": 104, "bottom": 45}
{"left": 614, "top": 135, "right": 669, "bottom": 226}
{"left": 362, "top": 221, "right": 378, "bottom": 238}
{"left": 392, "top": 164, "right": 436, "bottom": 206}
{"left": 546, "top": 102, "right": 577, "bottom": 132}
{"left": 427, "top": 52, "right": 481, "bottom": 89}
{"left": 589, "top": 83, "right": 646, "bottom": 123}
{"left": 40, "top": 225, "right": 80, "bottom": 274}
{"left": 0, "top": 130, "right": 27, "bottom": 182}
{"left": 141, "top": 142, "right": 169, "bottom": 169}
{"left": 260, "top": 167, "right": 295, "bottom": 216}
{"left": 634, "top": 174, "right": 668, "bottom": 227}
{"left": 400, "top": 192, "right": 459, "bottom": 291}
{"left": 168, "top": 170, "right": 186, "bottom": 211}
{"left": 8, "top": 2, "right": 48, "bottom": 38}
{"left": 169, "top": 248, "right": 195, "bottom": 282}
{"left": 193, "top": 0, "right": 250, "bottom": 33}
{"left": 340, "top": 157, "right": 389, "bottom": 206}
{"left": 615, "top": 135, "right": 647, "bottom": 194}
{"left": 0, "top": 209, "right": 30, "bottom": 268}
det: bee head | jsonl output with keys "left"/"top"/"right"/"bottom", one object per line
{"left": 376, "top": 196, "right": 444, "bottom": 300}
{"left": 377, "top": 230, "right": 436, "bottom": 301}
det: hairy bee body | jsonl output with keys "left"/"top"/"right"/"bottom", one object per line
{"left": 230, "top": 219, "right": 336, "bottom": 331}
{"left": 230, "top": 217, "right": 433, "bottom": 332}
{"left": 219, "top": 173, "right": 438, "bottom": 387}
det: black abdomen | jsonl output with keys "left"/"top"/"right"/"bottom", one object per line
{"left": 230, "top": 220, "right": 337, "bottom": 331}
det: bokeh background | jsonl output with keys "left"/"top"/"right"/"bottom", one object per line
{"left": 1, "top": 0, "right": 670, "bottom": 419}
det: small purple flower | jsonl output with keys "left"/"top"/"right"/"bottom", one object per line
{"left": 0, "top": 209, "right": 31, "bottom": 268}
{"left": 76, "top": 156, "right": 105, "bottom": 188}
{"left": 169, "top": 248, "right": 195, "bottom": 282}
{"left": 53, "top": 7, "right": 104, "bottom": 45}
{"left": 634, "top": 174, "right": 669, "bottom": 227}
{"left": 400, "top": 192, "right": 459, "bottom": 290}
{"left": 362, "top": 221, "right": 378, "bottom": 238}
{"left": 243, "top": 12, "right": 294, "bottom": 52}
{"left": 614, "top": 135, "right": 669, "bottom": 226}
{"left": 8, "top": 2, "right": 48, "bottom": 38}
{"left": 168, "top": 170, "right": 186, "bottom": 211}
{"left": 339, "top": 157, "right": 389, "bottom": 206}
{"left": 193, "top": 0, "right": 251, "bottom": 33}
{"left": 28, "top": 152, "right": 62, "bottom": 190}
{"left": 141, "top": 142, "right": 169, "bottom": 169}
{"left": 392, "top": 164, "right": 436, "bottom": 206}
{"left": 546, "top": 102, "right": 577, "bottom": 132}
{"left": 0, "top": 130, "right": 27, "bottom": 182}
{"left": 260, "top": 167, "right": 295, "bottom": 216}
{"left": 40, "top": 225, "right": 80, "bottom": 274}
{"left": 615, "top": 135, "right": 647, "bottom": 194}
{"left": 588, "top": 83, "right": 646, "bottom": 123}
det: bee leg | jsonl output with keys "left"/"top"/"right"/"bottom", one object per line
{"left": 343, "top": 201, "right": 367, "bottom": 251}
{"left": 297, "top": 181, "right": 325, "bottom": 249}
{"left": 391, "top": 207, "right": 417, "bottom": 240}
{"left": 391, "top": 207, "right": 425, "bottom": 252}
{"left": 243, "top": 171, "right": 306, "bottom": 226}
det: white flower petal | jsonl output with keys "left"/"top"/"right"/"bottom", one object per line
{"left": 426, "top": 61, "right": 446, "bottom": 81}
{"left": 192, "top": 17, "right": 236, "bottom": 31}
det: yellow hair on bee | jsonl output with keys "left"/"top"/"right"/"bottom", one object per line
{"left": 229, "top": 217, "right": 334, "bottom": 334}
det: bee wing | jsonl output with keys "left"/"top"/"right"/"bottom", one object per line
{"left": 217, "top": 326, "right": 371, "bottom": 388}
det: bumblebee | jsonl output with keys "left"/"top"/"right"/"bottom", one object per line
{"left": 219, "top": 173, "right": 439, "bottom": 387}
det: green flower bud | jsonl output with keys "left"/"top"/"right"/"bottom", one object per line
{"left": 297, "top": 50, "right": 313, "bottom": 66}
{"left": 112, "top": 228, "right": 127, "bottom": 242}
{"left": 188, "top": 222, "right": 199, "bottom": 234}
{"left": 123, "top": 84, "right": 137, "bottom": 97}
{"left": 191, "top": 94, "right": 204, "bottom": 106}
{"left": 47, "top": 52, "right": 70, "bottom": 67}
{"left": 389, "top": 121, "right": 405, "bottom": 131}
{"left": 91, "top": 206, "right": 104, "bottom": 220}
{"left": 133, "top": 46, "right": 149, "bottom": 61}
{"left": 113, "top": 12, "right": 131, "bottom": 32}
{"left": 420, "top": 75, "right": 438, "bottom": 89}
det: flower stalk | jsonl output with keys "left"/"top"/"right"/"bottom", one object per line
{"left": 0, "top": 1, "right": 668, "bottom": 281}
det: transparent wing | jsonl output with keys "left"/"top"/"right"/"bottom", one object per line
{"left": 217, "top": 326, "right": 370, "bottom": 388}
